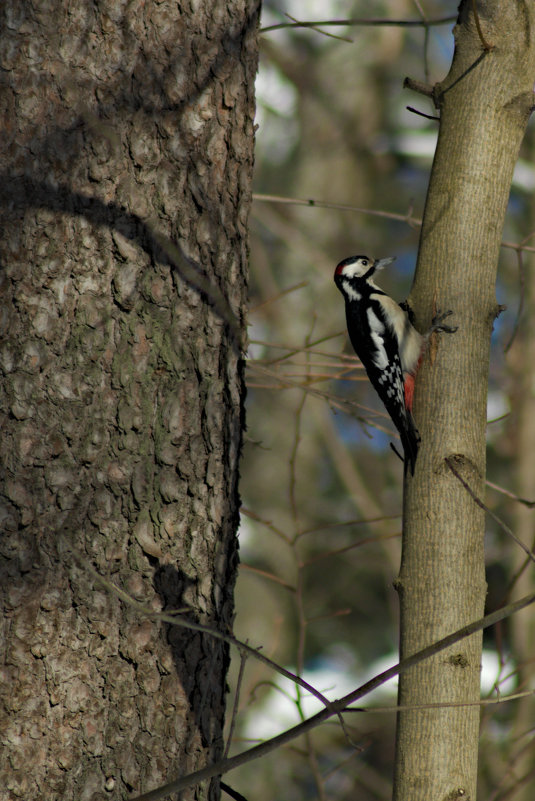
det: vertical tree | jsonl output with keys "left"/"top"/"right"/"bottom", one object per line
{"left": 0, "top": 1, "right": 258, "bottom": 798}
{"left": 395, "top": 3, "right": 535, "bottom": 799}
{"left": 506, "top": 195, "right": 535, "bottom": 799}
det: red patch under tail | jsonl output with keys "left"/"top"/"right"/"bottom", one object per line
{"left": 404, "top": 355, "right": 423, "bottom": 412}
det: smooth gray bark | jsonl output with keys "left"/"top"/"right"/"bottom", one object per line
{"left": 394, "top": 3, "right": 535, "bottom": 800}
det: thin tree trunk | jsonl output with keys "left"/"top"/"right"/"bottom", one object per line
{"left": 507, "top": 247, "right": 535, "bottom": 798}
{"left": 0, "top": 2, "right": 258, "bottom": 799}
{"left": 394, "top": 4, "right": 535, "bottom": 800}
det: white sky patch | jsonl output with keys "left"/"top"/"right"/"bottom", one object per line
{"left": 255, "top": 64, "right": 299, "bottom": 165}
{"left": 241, "top": 650, "right": 517, "bottom": 742}
{"left": 262, "top": 0, "right": 349, "bottom": 33}
{"left": 256, "top": 62, "right": 298, "bottom": 118}
{"left": 377, "top": 131, "right": 535, "bottom": 192}
{"left": 255, "top": 0, "right": 348, "bottom": 165}
{"left": 246, "top": 318, "right": 269, "bottom": 361}
{"left": 487, "top": 390, "right": 509, "bottom": 423}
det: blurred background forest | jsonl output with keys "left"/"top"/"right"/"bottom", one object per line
{"left": 227, "top": 2, "right": 535, "bottom": 799}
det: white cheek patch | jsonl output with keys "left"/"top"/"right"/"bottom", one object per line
{"left": 341, "top": 261, "right": 368, "bottom": 280}
{"left": 342, "top": 280, "right": 361, "bottom": 301}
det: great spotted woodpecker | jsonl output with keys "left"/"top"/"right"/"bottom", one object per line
{"left": 334, "top": 255, "right": 456, "bottom": 475}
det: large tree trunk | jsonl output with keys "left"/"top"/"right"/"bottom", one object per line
{"left": 0, "top": 2, "right": 258, "bottom": 799}
{"left": 394, "top": 4, "right": 535, "bottom": 800}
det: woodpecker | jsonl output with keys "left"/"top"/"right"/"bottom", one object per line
{"left": 334, "top": 254, "right": 455, "bottom": 475}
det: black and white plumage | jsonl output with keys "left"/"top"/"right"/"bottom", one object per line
{"left": 334, "top": 255, "right": 423, "bottom": 475}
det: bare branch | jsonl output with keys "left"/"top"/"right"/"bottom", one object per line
{"left": 249, "top": 281, "right": 309, "bottom": 312}
{"left": 260, "top": 16, "right": 456, "bottom": 34}
{"left": 252, "top": 192, "right": 421, "bottom": 226}
{"left": 345, "top": 689, "right": 535, "bottom": 714}
{"left": 239, "top": 564, "right": 296, "bottom": 592}
{"left": 446, "top": 458, "right": 535, "bottom": 563}
{"left": 128, "top": 592, "right": 535, "bottom": 801}
{"left": 253, "top": 195, "right": 535, "bottom": 255}
{"left": 406, "top": 105, "right": 440, "bottom": 121}
{"left": 403, "top": 76, "right": 435, "bottom": 97}
{"left": 302, "top": 532, "right": 401, "bottom": 565}
{"left": 83, "top": 562, "right": 337, "bottom": 714}
{"left": 504, "top": 246, "right": 526, "bottom": 353}
{"left": 486, "top": 478, "right": 535, "bottom": 508}
{"left": 224, "top": 649, "right": 248, "bottom": 759}
{"left": 471, "top": 0, "right": 494, "bottom": 51}
{"left": 283, "top": 13, "right": 353, "bottom": 43}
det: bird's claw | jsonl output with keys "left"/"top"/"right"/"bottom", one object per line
{"left": 430, "top": 309, "right": 458, "bottom": 334}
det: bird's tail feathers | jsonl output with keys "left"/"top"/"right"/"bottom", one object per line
{"left": 401, "top": 411, "right": 421, "bottom": 476}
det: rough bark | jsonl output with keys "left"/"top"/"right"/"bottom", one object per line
{"left": 0, "top": 2, "right": 258, "bottom": 799}
{"left": 394, "top": 3, "right": 535, "bottom": 800}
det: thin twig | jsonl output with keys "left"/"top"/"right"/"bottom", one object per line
{"left": 503, "top": 247, "right": 526, "bottom": 353}
{"left": 260, "top": 16, "right": 456, "bottom": 33}
{"left": 239, "top": 564, "right": 296, "bottom": 592}
{"left": 289, "top": 386, "right": 307, "bottom": 533}
{"left": 445, "top": 458, "right": 535, "bottom": 563}
{"left": 440, "top": 50, "right": 488, "bottom": 98}
{"left": 403, "top": 76, "right": 435, "bottom": 97}
{"left": 249, "top": 281, "right": 308, "bottom": 311}
{"left": 307, "top": 608, "right": 351, "bottom": 623}
{"left": 304, "top": 731, "right": 327, "bottom": 801}
{"left": 505, "top": 554, "right": 533, "bottom": 599}
{"left": 251, "top": 365, "right": 395, "bottom": 436}
{"left": 406, "top": 105, "right": 440, "bottom": 121}
{"left": 248, "top": 363, "right": 396, "bottom": 435}
{"left": 487, "top": 411, "right": 511, "bottom": 426}
{"left": 250, "top": 337, "right": 351, "bottom": 358}
{"left": 283, "top": 13, "right": 353, "bottom": 43}
{"left": 224, "top": 649, "right": 248, "bottom": 759}
{"left": 300, "top": 514, "right": 401, "bottom": 536}
{"left": 253, "top": 192, "right": 421, "bottom": 226}
{"left": 240, "top": 507, "right": 290, "bottom": 543}
{"left": 221, "top": 783, "right": 249, "bottom": 801}
{"left": 83, "top": 562, "right": 336, "bottom": 713}
{"left": 302, "top": 532, "right": 401, "bottom": 565}
{"left": 344, "top": 689, "right": 535, "bottom": 714}
{"left": 471, "top": 0, "right": 493, "bottom": 51}
{"left": 412, "top": 0, "right": 430, "bottom": 83}
{"left": 486, "top": 478, "right": 535, "bottom": 508}
{"left": 253, "top": 194, "right": 535, "bottom": 256}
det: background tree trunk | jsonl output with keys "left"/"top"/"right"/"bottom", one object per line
{"left": 0, "top": 2, "right": 258, "bottom": 799}
{"left": 394, "top": 3, "right": 535, "bottom": 800}
{"left": 507, "top": 240, "right": 535, "bottom": 797}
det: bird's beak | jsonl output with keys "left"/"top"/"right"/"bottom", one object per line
{"left": 374, "top": 256, "right": 396, "bottom": 271}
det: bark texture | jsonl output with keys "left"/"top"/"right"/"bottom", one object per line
{"left": 0, "top": 1, "right": 258, "bottom": 799}
{"left": 394, "top": 3, "right": 535, "bottom": 800}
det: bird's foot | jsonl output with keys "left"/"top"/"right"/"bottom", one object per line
{"left": 430, "top": 309, "right": 457, "bottom": 334}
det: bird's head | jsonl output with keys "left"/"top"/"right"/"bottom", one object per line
{"left": 334, "top": 255, "right": 395, "bottom": 299}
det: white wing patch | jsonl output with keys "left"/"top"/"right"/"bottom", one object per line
{"left": 373, "top": 293, "right": 423, "bottom": 374}
{"left": 366, "top": 308, "right": 388, "bottom": 369}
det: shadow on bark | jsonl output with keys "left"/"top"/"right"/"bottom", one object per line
{"left": 152, "top": 562, "right": 230, "bottom": 751}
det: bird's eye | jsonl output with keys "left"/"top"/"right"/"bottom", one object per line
{"left": 362, "top": 259, "right": 368, "bottom": 266}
